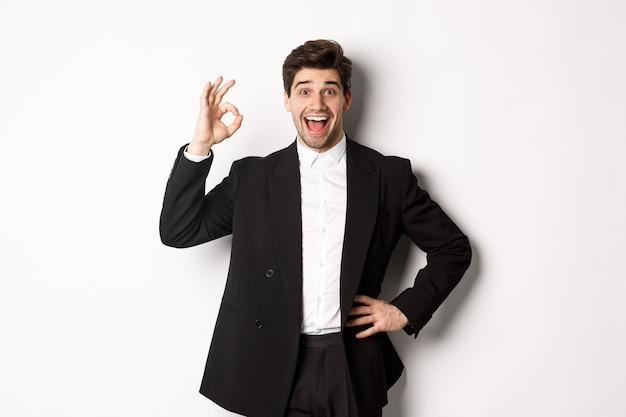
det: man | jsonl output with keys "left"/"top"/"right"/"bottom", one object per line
{"left": 160, "top": 40, "right": 471, "bottom": 417}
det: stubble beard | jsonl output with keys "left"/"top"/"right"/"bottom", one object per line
{"left": 295, "top": 118, "right": 343, "bottom": 152}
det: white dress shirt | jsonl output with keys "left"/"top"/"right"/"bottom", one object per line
{"left": 297, "top": 137, "right": 347, "bottom": 335}
{"left": 184, "top": 137, "right": 348, "bottom": 335}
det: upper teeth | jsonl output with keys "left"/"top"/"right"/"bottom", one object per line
{"left": 306, "top": 116, "right": 327, "bottom": 121}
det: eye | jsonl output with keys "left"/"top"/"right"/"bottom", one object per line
{"left": 299, "top": 89, "right": 309, "bottom": 95}
{"left": 324, "top": 89, "right": 336, "bottom": 95}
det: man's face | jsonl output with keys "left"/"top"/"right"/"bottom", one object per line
{"left": 284, "top": 68, "right": 352, "bottom": 153}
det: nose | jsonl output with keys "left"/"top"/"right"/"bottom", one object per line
{"left": 310, "top": 92, "right": 327, "bottom": 110}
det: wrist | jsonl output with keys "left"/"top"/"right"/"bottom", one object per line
{"left": 187, "top": 140, "right": 212, "bottom": 156}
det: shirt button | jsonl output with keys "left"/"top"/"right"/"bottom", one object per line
{"left": 254, "top": 320, "right": 263, "bottom": 329}
{"left": 265, "top": 269, "right": 274, "bottom": 278}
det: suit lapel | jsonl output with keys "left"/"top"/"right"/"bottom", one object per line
{"left": 340, "top": 139, "right": 380, "bottom": 325}
{"left": 268, "top": 142, "right": 303, "bottom": 327}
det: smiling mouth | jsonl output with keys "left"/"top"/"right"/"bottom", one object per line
{"left": 305, "top": 116, "right": 329, "bottom": 133}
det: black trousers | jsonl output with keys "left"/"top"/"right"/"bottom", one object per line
{"left": 284, "top": 333, "right": 383, "bottom": 417}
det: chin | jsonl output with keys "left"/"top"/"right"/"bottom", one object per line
{"left": 303, "top": 136, "right": 331, "bottom": 150}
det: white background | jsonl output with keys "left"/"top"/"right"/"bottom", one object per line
{"left": 1, "top": 1, "right": 625, "bottom": 416}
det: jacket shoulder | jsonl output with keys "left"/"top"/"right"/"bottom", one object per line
{"left": 348, "top": 138, "right": 412, "bottom": 171}
{"left": 230, "top": 142, "right": 295, "bottom": 170}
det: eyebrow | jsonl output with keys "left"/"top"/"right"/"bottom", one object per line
{"left": 294, "top": 80, "right": 341, "bottom": 89}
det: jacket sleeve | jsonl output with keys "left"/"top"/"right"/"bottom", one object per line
{"left": 159, "top": 145, "right": 237, "bottom": 248}
{"left": 390, "top": 160, "right": 472, "bottom": 336}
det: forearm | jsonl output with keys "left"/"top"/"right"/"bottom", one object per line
{"left": 160, "top": 146, "right": 233, "bottom": 248}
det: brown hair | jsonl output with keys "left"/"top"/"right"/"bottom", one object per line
{"left": 282, "top": 39, "right": 352, "bottom": 97}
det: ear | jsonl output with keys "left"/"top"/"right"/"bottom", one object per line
{"left": 343, "top": 89, "right": 353, "bottom": 111}
{"left": 284, "top": 91, "right": 292, "bottom": 112}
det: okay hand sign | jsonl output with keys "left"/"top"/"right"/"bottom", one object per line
{"left": 188, "top": 76, "right": 243, "bottom": 156}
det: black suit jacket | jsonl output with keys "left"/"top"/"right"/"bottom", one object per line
{"left": 160, "top": 138, "right": 471, "bottom": 417}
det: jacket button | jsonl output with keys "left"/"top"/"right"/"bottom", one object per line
{"left": 265, "top": 269, "right": 274, "bottom": 278}
{"left": 254, "top": 320, "right": 263, "bottom": 329}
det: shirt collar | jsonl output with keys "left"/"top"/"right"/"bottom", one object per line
{"left": 296, "top": 134, "right": 347, "bottom": 168}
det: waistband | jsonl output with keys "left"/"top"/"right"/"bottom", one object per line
{"left": 300, "top": 332, "right": 343, "bottom": 348}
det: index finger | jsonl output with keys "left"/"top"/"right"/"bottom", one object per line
{"left": 353, "top": 294, "right": 375, "bottom": 305}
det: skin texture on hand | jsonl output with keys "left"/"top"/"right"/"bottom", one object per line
{"left": 188, "top": 76, "right": 244, "bottom": 156}
{"left": 346, "top": 295, "right": 410, "bottom": 339}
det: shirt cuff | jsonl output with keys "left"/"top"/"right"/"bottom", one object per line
{"left": 183, "top": 148, "right": 212, "bottom": 162}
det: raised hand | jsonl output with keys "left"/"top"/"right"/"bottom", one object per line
{"left": 188, "top": 76, "right": 243, "bottom": 156}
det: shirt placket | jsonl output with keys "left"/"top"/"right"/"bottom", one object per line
{"left": 315, "top": 159, "right": 331, "bottom": 334}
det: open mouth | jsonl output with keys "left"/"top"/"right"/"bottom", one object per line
{"left": 305, "top": 116, "right": 329, "bottom": 134}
